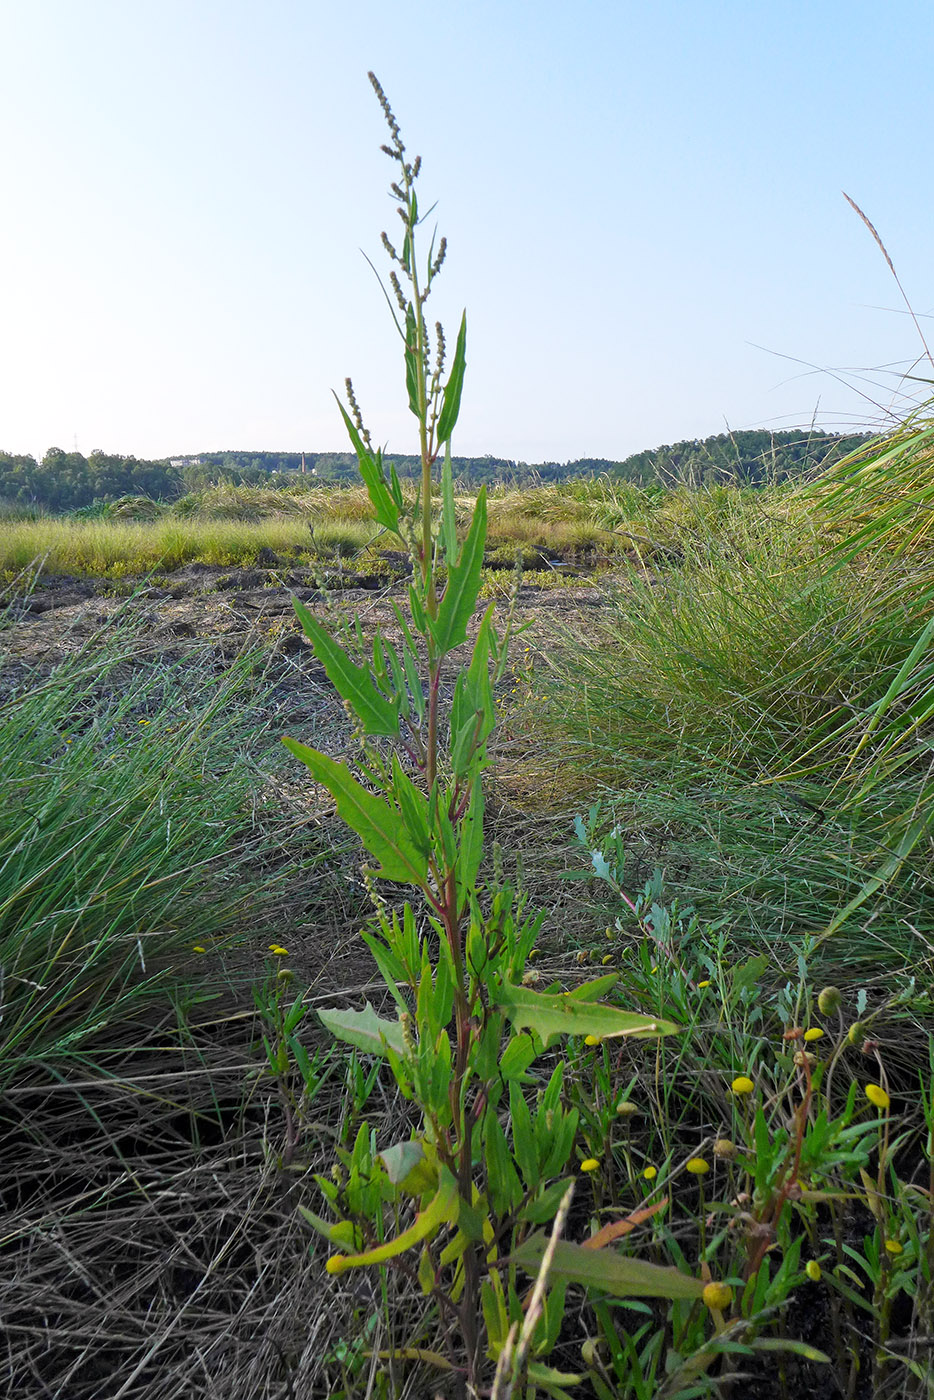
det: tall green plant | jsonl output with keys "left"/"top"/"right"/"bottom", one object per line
{"left": 285, "top": 75, "right": 690, "bottom": 1394}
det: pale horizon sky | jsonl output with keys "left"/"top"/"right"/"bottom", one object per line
{"left": 1, "top": 1, "right": 932, "bottom": 466}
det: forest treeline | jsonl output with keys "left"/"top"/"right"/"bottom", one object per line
{"left": 0, "top": 430, "right": 871, "bottom": 513}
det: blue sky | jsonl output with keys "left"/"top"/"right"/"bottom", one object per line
{"left": 1, "top": 1, "right": 932, "bottom": 464}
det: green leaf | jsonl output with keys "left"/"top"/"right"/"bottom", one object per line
{"left": 509, "top": 1079, "right": 538, "bottom": 1188}
{"left": 404, "top": 305, "right": 420, "bottom": 417}
{"left": 380, "top": 1139, "right": 427, "bottom": 1186}
{"left": 450, "top": 707, "right": 481, "bottom": 776}
{"left": 519, "top": 1177, "right": 577, "bottom": 1225}
{"left": 511, "top": 1235, "right": 705, "bottom": 1300}
{"left": 526, "top": 1363, "right": 584, "bottom": 1397}
{"left": 283, "top": 738, "right": 427, "bottom": 885}
{"left": 328, "top": 1171, "right": 458, "bottom": 1271}
{"left": 318, "top": 1001, "right": 405, "bottom": 1056}
{"left": 456, "top": 781, "right": 484, "bottom": 912}
{"left": 467, "top": 604, "right": 497, "bottom": 730}
{"left": 440, "top": 442, "right": 458, "bottom": 565}
{"left": 437, "top": 311, "right": 467, "bottom": 445}
{"left": 431, "top": 488, "right": 487, "bottom": 653}
{"left": 391, "top": 755, "right": 431, "bottom": 855}
{"left": 293, "top": 599, "right": 399, "bottom": 737}
{"left": 334, "top": 396, "right": 399, "bottom": 532}
{"left": 492, "top": 979, "right": 678, "bottom": 1042}
{"left": 298, "top": 1206, "right": 358, "bottom": 1248}
{"left": 484, "top": 1109, "right": 523, "bottom": 1213}
{"left": 750, "top": 1339, "right": 830, "bottom": 1365}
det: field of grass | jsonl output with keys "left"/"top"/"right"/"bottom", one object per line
{"left": 0, "top": 477, "right": 790, "bottom": 579}
{"left": 3, "top": 424, "right": 934, "bottom": 1397}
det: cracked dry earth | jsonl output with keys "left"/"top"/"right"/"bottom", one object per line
{"left": 2, "top": 563, "right": 610, "bottom": 1004}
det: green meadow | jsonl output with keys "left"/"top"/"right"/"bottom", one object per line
{"left": 3, "top": 418, "right": 934, "bottom": 1397}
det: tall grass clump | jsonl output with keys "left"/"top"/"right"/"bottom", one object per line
{"left": 0, "top": 605, "right": 291, "bottom": 1086}
{"left": 532, "top": 491, "right": 934, "bottom": 962}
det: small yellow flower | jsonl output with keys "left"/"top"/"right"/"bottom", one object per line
{"left": 885, "top": 1239, "right": 904, "bottom": 1256}
{"left": 731, "top": 1076, "right": 754, "bottom": 1095}
{"left": 584, "top": 1034, "right": 602, "bottom": 1047}
{"left": 805, "top": 1259, "right": 822, "bottom": 1282}
{"left": 137, "top": 719, "right": 150, "bottom": 725}
{"left": 580, "top": 1158, "right": 600, "bottom": 1173}
{"left": 616, "top": 1101, "right": 638, "bottom": 1118}
{"left": 803, "top": 1028, "right": 824, "bottom": 1042}
{"left": 642, "top": 1165, "right": 657, "bottom": 1180}
{"left": 325, "top": 1254, "right": 348, "bottom": 1274}
{"left": 702, "top": 1281, "right": 732, "bottom": 1311}
{"left": 268, "top": 944, "right": 289, "bottom": 956}
{"left": 192, "top": 945, "right": 207, "bottom": 954}
{"left": 697, "top": 979, "right": 711, "bottom": 989}
{"left": 865, "top": 1083, "right": 890, "bottom": 1111}
{"left": 686, "top": 1157, "right": 710, "bottom": 1175}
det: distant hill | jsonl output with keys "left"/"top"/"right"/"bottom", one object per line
{"left": 611, "top": 428, "right": 871, "bottom": 487}
{"left": 0, "top": 429, "right": 873, "bottom": 514}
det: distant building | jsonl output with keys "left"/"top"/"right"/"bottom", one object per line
{"left": 169, "top": 457, "right": 203, "bottom": 469}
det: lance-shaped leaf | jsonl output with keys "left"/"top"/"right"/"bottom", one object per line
{"left": 283, "top": 738, "right": 427, "bottom": 885}
{"left": 318, "top": 1000, "right": 406, "bottom": 1056}
{"left": 440, "top": 442, "right": 458, "bottom": 565}
{"left": 456, "top": 780, "right": 484, "bottom": 912}
{"left": 404, "top": 305, "right": 420, "bottom": 417}
{"left": 293, "top": 600, "right": 399, "bottom": 737}
{"left": 326, "top": 1171, "right": 458, "bottom": 1272}
{"left": 491, "top": 978, "right": 678, "bottom": 1042}
{"left": 436, "top": 311, "right": 466, "bottom": 446}
{"left": 431, "top": 488, "right": 487, "bottom": 654}
{"left": 391, "top": 755, "right": 432, "bottom": 855}
{"left": 511, "top": 1234, "right": 705, "bottom": 1300}
{"left": 334, "top": 396, "right": 399, "bottom": 532}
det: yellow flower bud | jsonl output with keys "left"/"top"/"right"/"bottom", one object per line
{"left": 865, "top": 1083, "right": 890, "bottom": 1110}
{"left": 268, "top": 944, "right": 289, "bottom": 956}
{"left": 697, "top": 979, "right": 711, "bottom": 989}
{"left": 805, "top": 1259, "right": 821, "bottom": 1282}
{"left": 584, "top": 1034, "right": 602, "bottom": 1047}
{"left": 686, "top": 1157, "right": 710, "bottom": 1175}
{"left": 601, "top": 953, "right": 614, "bottom": 966}
{"left": 713, "top": 1138, "right": 737, "bottom": 1160}
{"left": 702, "top": 1281, "right": 732, "bottom": 1311}
{"left": 642, "top": 1165, "right": 657, "bottom": 1180}
{"left": 847, "top": 1021, "right": 866, "bottom": 1047}
{"left": 576, "top": 950, "right": 590, "bottom": 964}
{"left": 885, "top": 1239, "right": 903, "bottom": 1256}
{"left": 192, "top": 945, "right": 207, "bottom": 954}
{"left": 731, "top": 1076, "right": 754, "bottom": 1095}
{"left": 803, "top": 1028, "right": 824, "bottom": 1042}
{"left": 580, "top": 1158, "right": 600, "bottom": 1173}
{"left": 817, "top": 986, "right": 841, "bottom": 1015}
{"left": 615, "top": 1100, "right": 638, "bottom": 1118}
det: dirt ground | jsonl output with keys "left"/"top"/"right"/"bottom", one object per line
{"left": 2, "top": 562, "right": 615, "bottom": 1002}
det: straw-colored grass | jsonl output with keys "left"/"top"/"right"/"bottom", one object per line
{"left": 0, "top": 515, "right": 379, "bottom": 576}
